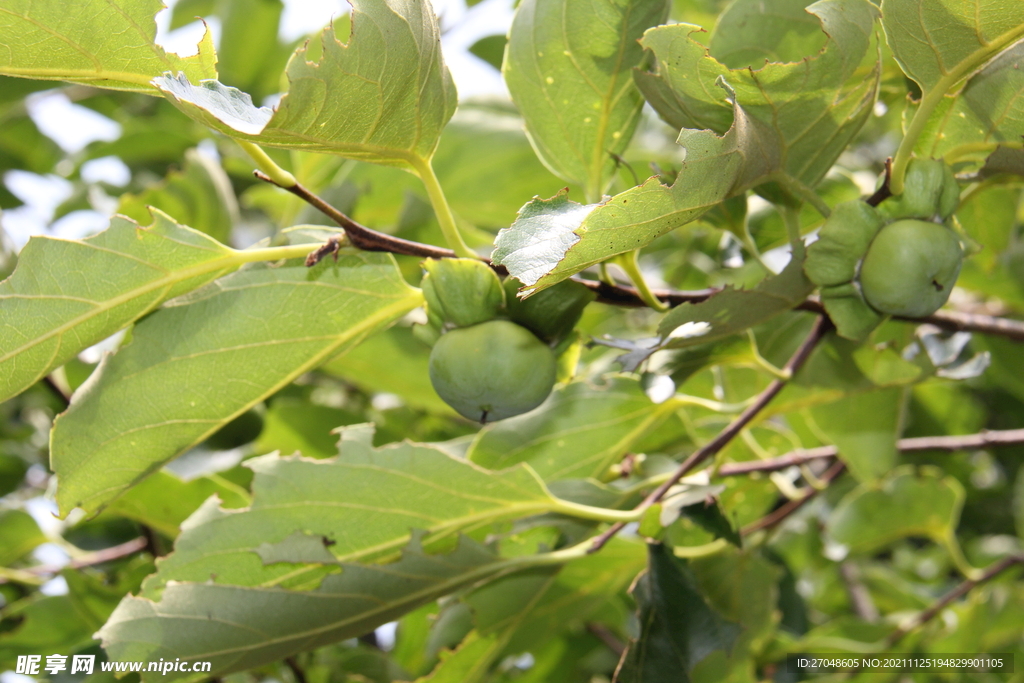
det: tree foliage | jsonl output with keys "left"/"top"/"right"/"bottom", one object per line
{"left": 1, "top": 0, "right": 1024, "bottom": 682}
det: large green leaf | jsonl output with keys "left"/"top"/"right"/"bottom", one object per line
{"left": 136, "top": 426, "right": 588, "bottom": 590}
{"left": 614, "top": 544, "right": 740, "bottom": 683}
{"left": 913, "top": 42, "right": 1024, "bottom": 161}
{"left": 636, "top": 0, "right": 878, "bottom": 186}
{"left": 494, "top": 0, "right": 876, "bottom": 293}
{"left": 504, "top": 0, "right": 670, "bottom": 199}
{"left": 492, "top": 98, "right": 771, "bottom": 292}
{"left": 809, "top": 387, "right": 902, "bottom": 482}
{"left": 50, "top": 253, "right": 422, "bottom": 516}
{"left": 0, "top": 212, "right": 244, "bottom": 404}
{"left": 98, "top": 535, "right": 568, "bottom": 682}
{"left": 880, "top": 0, "right": 1024, "bottom": 96}
{"left": 0, "top": 509, "right": 46, "bottom": 567}
{"left": 117, "top": 149, "right": 239, "bottom": 244}
{"left": 154, "top": 0, "right": 456, "bottom": 171}
{"left": 468, "top": 376, "right": 676, "bottom": 481}
{"left": 827, "top": 466, "right": 964, "bottom": 554}
{"left": 0, "top": 0, "right": 217, "bottom": 93}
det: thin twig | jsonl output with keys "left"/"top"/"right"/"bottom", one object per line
{"left": 255, "top": 171, "right": 456, "bottom": 259}
{"left": 839, "top": 561, "right": 880, "bottom": 623}
{"left": 283, "top": 657, "right": 307, "bottom": 683}
{"left": 586, "top": 622, "right": 626, "bottom": 657}
{"left": 256, "top": 171, "right": 1024, "bottom": 343}
{"left": 881, "top": 555, "right": 1023, "bottom": 649}
{"left": 740, "top": 461, "right": 846, "bottom": 536}
{"left": 0, "top": 537, "right": 147, "bottom": 584}
{"left": 588, "top": 316, "right": 832, "bottom": 553}
{"left": 717, "top": 428, "right": 1024, "bottom": 476}
{"left": 865, "top": 157, "right": 893, "bottom": 207}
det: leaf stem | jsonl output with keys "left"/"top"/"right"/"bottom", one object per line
{"left": 237, "top": 140, "right": 297, "bottom": 188}
{"left": 779, "top": 205, "right": 805, "bottom": 260}
{"left": 773, "top": 173, "right": 832, "bottom": 218}
{"left": 889, "top": 22, "right": 1024, "bottom": 195}
{"left": 410, "top": 157, "right": 477, "bottom": 258}
{"left": 550, "top": 499, "right": 645, "bottom": 523}
{"left": 616, "top": 251, "right": 669, "bottom": 312}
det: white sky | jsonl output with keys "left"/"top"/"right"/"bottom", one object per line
{"left": 1, "top": 0, "right": 513, "bottom": 248}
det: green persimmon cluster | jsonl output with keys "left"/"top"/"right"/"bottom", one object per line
{"left": 421, "top": 258, "right": 593, "bottom": 423}
{"left": 805, "top": 159, "right": 964, "bottom": 340}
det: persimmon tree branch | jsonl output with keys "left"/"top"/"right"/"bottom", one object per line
{"left": 717, "top": 428, "right": 1024, "bottom": 476}
{"left": 741, "top": 461, "right": 846, "bottom": 536}
{"left": 254, "top": 172, "right": 1024, "bottom": 343}
{"left": 0, "top": 537, "right": 147, "bottom": 585}
{"left": 880, "top": 554, "right": 1024, "bottom": 649}
{"left": 588, "top": 316, "right": 833, "bottom": 553}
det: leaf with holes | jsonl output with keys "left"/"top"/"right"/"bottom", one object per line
{"left": 154, "top": 0, "right": 456, "bottom": 171}
{"left": 0, "top": 0, "right": 216, "bottom": 92}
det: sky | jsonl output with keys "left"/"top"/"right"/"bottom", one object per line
{"left": 1, "top": 0, "right": 513, "bottom": 250}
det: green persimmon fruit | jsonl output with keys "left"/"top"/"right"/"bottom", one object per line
{"left": 429, "top": 320, "right": 557, "bottom": 423}
{"left": 878, "top": 158, "right": 960, "bottom": 221}
{"left": 859, "top": 219, "right": 963, "bottom": 318}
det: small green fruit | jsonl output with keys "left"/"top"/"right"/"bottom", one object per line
{"left": 878, "top": 158, "right": 960, "bottom": 221}
{"left": 859, "top": 219, "right": 963, "bottom": 318}
{"left": 429, "top": 320, "right": 557, "bottom": 423}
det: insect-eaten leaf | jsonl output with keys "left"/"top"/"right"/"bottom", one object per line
{"left": 154, "top": 0, "right": 457, "bottom": 169}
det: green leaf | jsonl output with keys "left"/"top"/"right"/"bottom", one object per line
{"left": 658, "top": 254, "right": 813, "bottom": 346}
{"left": 468, "top": 538, "right": 645, "bottom": 655}
{"left": 140, "top": 427, "right": 571, "bottom": 589}
{"left": 709, "top": 0, "right": 827, "bottom": 69}
{"left": 804, "top": 200, "right": 885, "bottom": 288}
{"left": 0, "top": 570, "right": 130, "bottom": 666}
{"left": 117, "top": 149, "right": 239, "bottom": 244}
{"left": 492, "top": 98, "right": 770, "bottom": 292}
{"left": 98, "top": 534, "right": 567, "bottom": 682}
{"left": 504, "top": 0, "right": 670, "bottom": 199}
{"left": 614, "top": 544, "right": 740, "bottom": 683}
{"left": 321, "top": 325, "right": 451, "bottom": 414}
{"left": 636, "top": 0, "right": 879, "bottom": 186}
{"left": 880, "top": 0, "right": 1024, "bottom": 96}
{"left": 0, "top": 509, "right": 46, "bottom": 567}
{"left": 50, "top": 253, "right": 422, "bottom": 516}
{"left": 0, "top": 211, "right": 242, "bottom": 404}
{"left": 809, "top": 386, "right": 902, "bottom": 481}
{"left": 468, "top": 35, "right": 507, "bottom": 71}
{"left": 913, "top": 42, "right": 1024, "bottom": 162}
{"left": 0, "top": 454, "right": 28, "bottom": 498}
{"left": 101, "top": 472, "right": 250, "bottom": 539}
{"left": 827, "top": 466, "right": 964, "bottom": 554}
{"left": 252, "top": 399, "right": 363, "bottom": 459}
{"left": 467, "top": 376, "right": 675, "bottom": 481}
{"left": 0, "top": 0, "right": 217, "bottom": 93}
{"left": 415, "top": 630, "right": 504, "bottom": 683}
{"left": 154, "top": 0, "right": 457, "bottom": 171}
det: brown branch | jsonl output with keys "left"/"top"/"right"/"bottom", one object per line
{"left": 881, "top": 555, "right": 1023, "bottom": 649}
{"left": 740, "top": 461, "right": 846, "bottom": 536}
{"left": 865, "top": 157, "right": 893, "bottom": 207}
{"left": 0, "top": 537, "right": 147, "bottom": 584}
{"left": 256, "top": 172, "right": 1024, "bottom": 343}
{"left": 255, "top": 171, "right": 456, "bottom": 259}
{"left": 716, "top": 428, "right": 1024, "bottom": 476}
{"left": 586, "top": 622, "right": 626, "bottom": 657}
{"left": 588, "top": 316, "right": 832, "bottom": 553}
{"left": 283, "top": 657, "right": 307, "bottom": 683}
{"left": 838, "top": 561, "right": 880, "bottom": 623}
